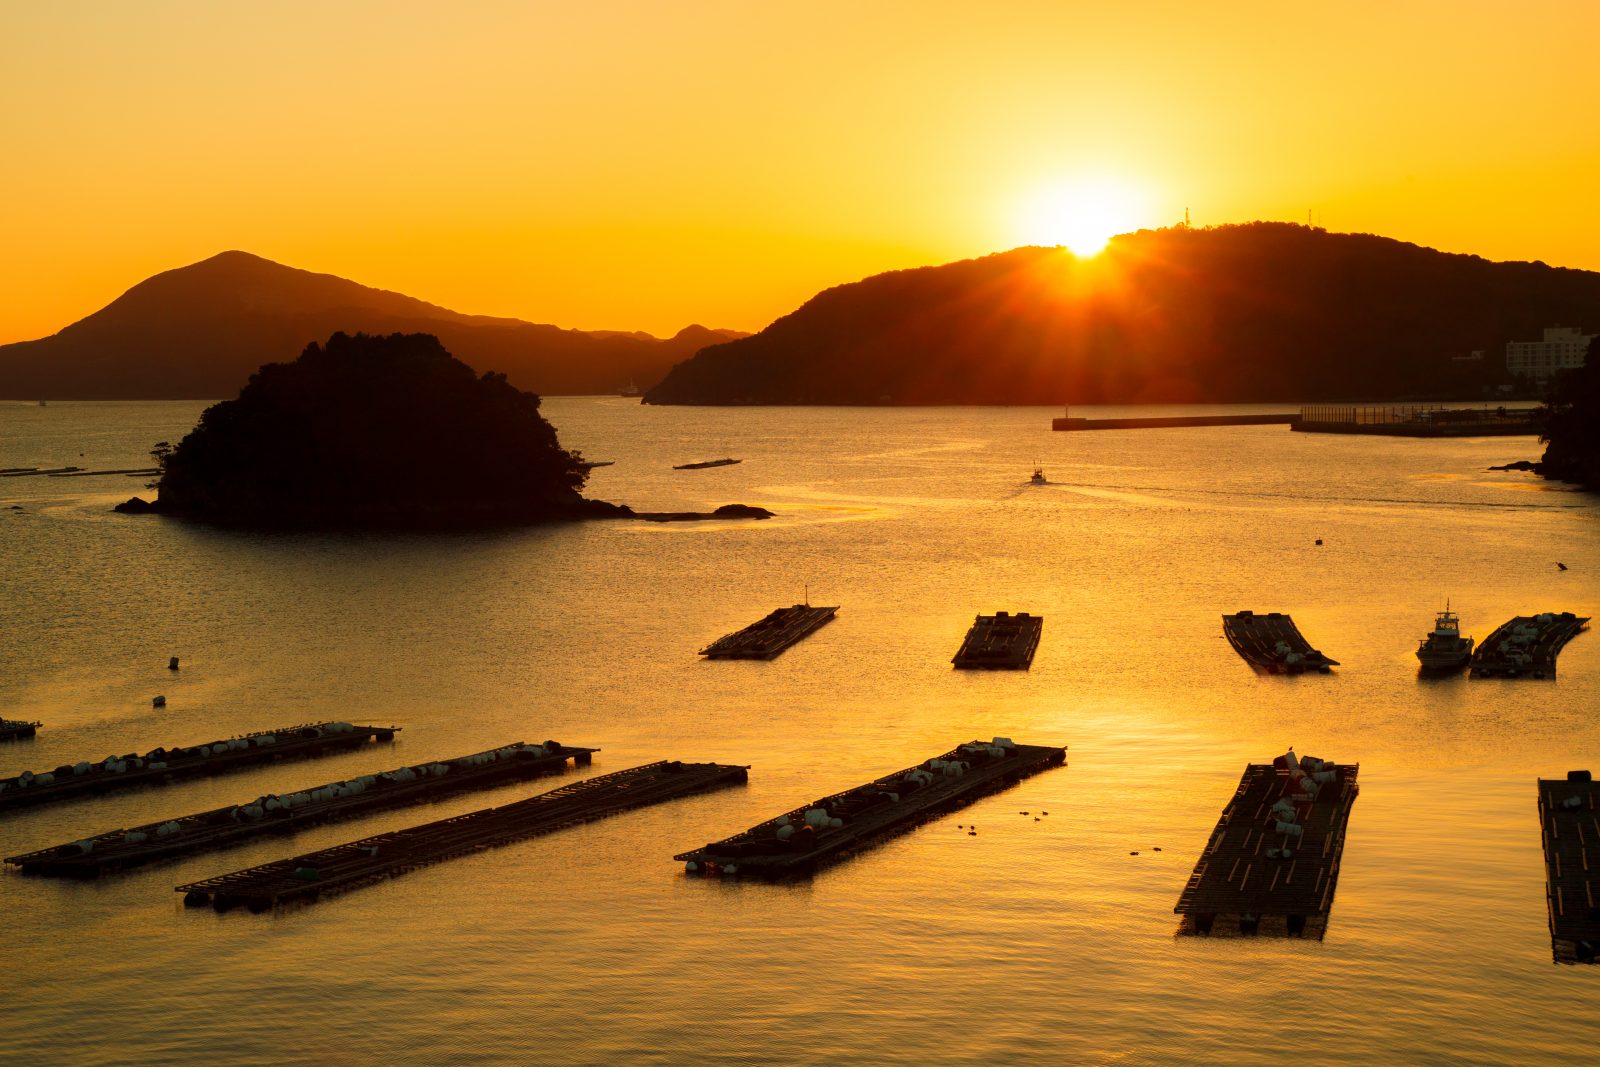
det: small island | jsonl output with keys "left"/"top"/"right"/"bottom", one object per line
{"left": 123, "top": 332, "right": 771, "bottom": 528}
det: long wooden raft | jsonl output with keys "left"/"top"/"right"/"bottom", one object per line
{"left": 0, "top": 722, "right": 396, "bottom": 813}
{"left": 7, "top": 741, "right": 593, "bottom": 876}
{"left": 675, "top": 739, "right": 1066, "bottom": 878}
{"left": 1175, "top": 758, "right": 1360, "bottom": 938}
{"left": 0, "top": 718, "right": 41, "bottom": 742}
{"left": 1537, "top": 773, "right": 1600, "bottom": 964}
{"left": 1222, "top": 611, "right": 1339, "bottom": 674}
{"left": 951, "top": 612, "right": 1043, "bottom": 670}
{"left": 700, "top": 605, "right": 838, "bottom": 659}
{"left": 177, "top": 760, "right": 748, "bottom": 911}
{"left": 1471, "top": 613, "right": 1588, "bottom": 678}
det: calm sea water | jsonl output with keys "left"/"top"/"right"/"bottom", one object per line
{"left": 2, "top": 398, "right": 1597, "bottom": 1066}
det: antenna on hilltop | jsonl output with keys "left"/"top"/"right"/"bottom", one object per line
{"left": 1184, "top": 207, "right": 1191, "bottom": 228}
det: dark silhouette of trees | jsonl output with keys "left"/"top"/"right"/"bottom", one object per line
{"left": 1540, "top": 335, "right": 1600, "bottom": 489}
{"left": 154, "top": 332, "right": 595, "bottom": 527}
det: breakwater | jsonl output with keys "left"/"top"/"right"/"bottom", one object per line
{"left": 1052, "top": 413, "right": 1296, "bottom": 431}
{"left": 1292, "top": 404, "right": 1541, "bottom": 437}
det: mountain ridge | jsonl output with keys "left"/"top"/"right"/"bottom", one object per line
{"left": 0, "top": 251, "right": 747, "bottom": 399}
{"left": 644, "top": 223, "right": 1600, "bottom": 405}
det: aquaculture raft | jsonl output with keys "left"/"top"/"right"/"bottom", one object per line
{"left": 176, "top": 760, "right": 747, "bottom": 911}
{"left": 673, "top": 458, "right": 740, "bottom": 469}
{"left": 0, "top": 718, "right": 41, "bottom": 742}
{"left": 0, "top": 722, "right": 396, "bottom": 813}
{"left": 1222, "top": 612, "right": 1339, "bottom": 674}
{"left": 1470, "top": 613, "right": 1589, "bottom": 678}
{"left": 1537, "top": 772, "right": 1600, "bottom": 964}
{"left": 951, "top": 612, "right": 1043, "bottom": 670}
{"left": 1174, "top": 756, "right": 1359, "bottom": 938}
{"left": 6, "top": 741, "right": 593, "bottom": 876}
{"left": 675, "top": 739, "right": 1066, "bottom": 879}
{"left": 700, "top": 605, "right": 838, "bottom": 659}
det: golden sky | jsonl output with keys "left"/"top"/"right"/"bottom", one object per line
{"left": 3, "top": 0, "right": 1598, "bottom": 344}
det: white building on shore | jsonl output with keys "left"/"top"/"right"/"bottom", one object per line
{"left": 1505, "top": 325, "right": 1594, "bottom": 382}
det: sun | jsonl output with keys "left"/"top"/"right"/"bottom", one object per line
{"left": 1021, "top": 178, "right": 1149, "bottom": 256}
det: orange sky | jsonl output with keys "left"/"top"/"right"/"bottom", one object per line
{"left": 3, "top": 0, "right": 1598, "bottom": 344}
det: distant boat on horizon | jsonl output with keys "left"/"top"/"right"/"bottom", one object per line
{"left": 1030, "top": 466, "right": 1046, "bottom": 485}
{"left": 618, "top": 378, "right": 642, "bottom": 398}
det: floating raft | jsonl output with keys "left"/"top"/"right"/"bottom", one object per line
{"left": 675, "top": 739, "right": 1066, "bottom": 879}
{"left": 1175, "top": 757, "right": 1360, "bottom": 938}
{"left": 6, "top": 741, "right": 593, "bottom": 877}
{"left": 699, "top": 604, "right": 838, "bottom": 659}
{"left": 1470, "top": 613, "right": 1589, "bottom": 679}
{"left": 673, "top": 458, "right": 741, "bottom": 470}
{"left": 1538, "top": 772, "right": 1600, "bottom": 964}
{"left": 0, "top": 719, "right": 41, "bottom": 742}
{"left": 1222, "top": 611, "right": 1339, "bottom": 673}
{"left": 177, "top": 760, "right": 747, "bottom": 911}
{"left": 951, "top": 612, "right": 1043, "bottom": 670}
{"left": 0, "top": 722, "right": 396, "bottom": 813}
{"left": 47, "top": 467, "right": 159, "bottom": 478}
{"left": 1, "top": 466, "right": 82, "bottom": 478}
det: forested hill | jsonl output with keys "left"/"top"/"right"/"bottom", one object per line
{"left": 643, "top": 223, "right": 1600, "bottom": 405}
{"left": 0, "top": 251, "right": 745, "bottom": 399}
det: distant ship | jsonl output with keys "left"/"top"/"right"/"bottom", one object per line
{"left": 618, "top": 378, "right": 642, "bottom": 398}
{"left": 1030, "top": 467, "right": 1047, "bottom": 485}
{"left": 1416, "top": 604, "right": 1474, "bottom": 671}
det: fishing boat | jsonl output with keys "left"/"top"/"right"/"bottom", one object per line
{"left": 1416, "top": 603, "right": 1474, "bottom": 671}
{"left": 673, "top": 458, "right": 741, "bottom": 470}
{"left": 1030, "top": 467, "right": 1047, "bottom": 485}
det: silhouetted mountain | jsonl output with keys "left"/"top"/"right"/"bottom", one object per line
{"left": 644, "top": 223, "right": 1600, "bottom": 405}
{"left": 149, "top": 332, "right": 613, "bottom": 527}
{"left": 0, "top": 251, "right": 741, "bottom": 399}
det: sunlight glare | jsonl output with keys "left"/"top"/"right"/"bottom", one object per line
{"left": 1022, "top": 178, "right": 1150, "bottom": 256}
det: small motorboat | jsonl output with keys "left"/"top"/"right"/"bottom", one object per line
{"left": 1030, "top": 467, "right": 1047, "bottom": 485}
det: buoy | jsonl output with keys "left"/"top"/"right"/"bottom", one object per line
{"left": 152, "top": 695, "right": 166, "bottom": 708}
{"left": 168, "top": 657, "right": 180, "bottom": 670}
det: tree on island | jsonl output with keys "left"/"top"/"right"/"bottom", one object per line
{"left": 1540, "top": 335, "right": 1600, "bottom": 490}
{"left": 148, "top": 332, "right": 606, "bottom": 527}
